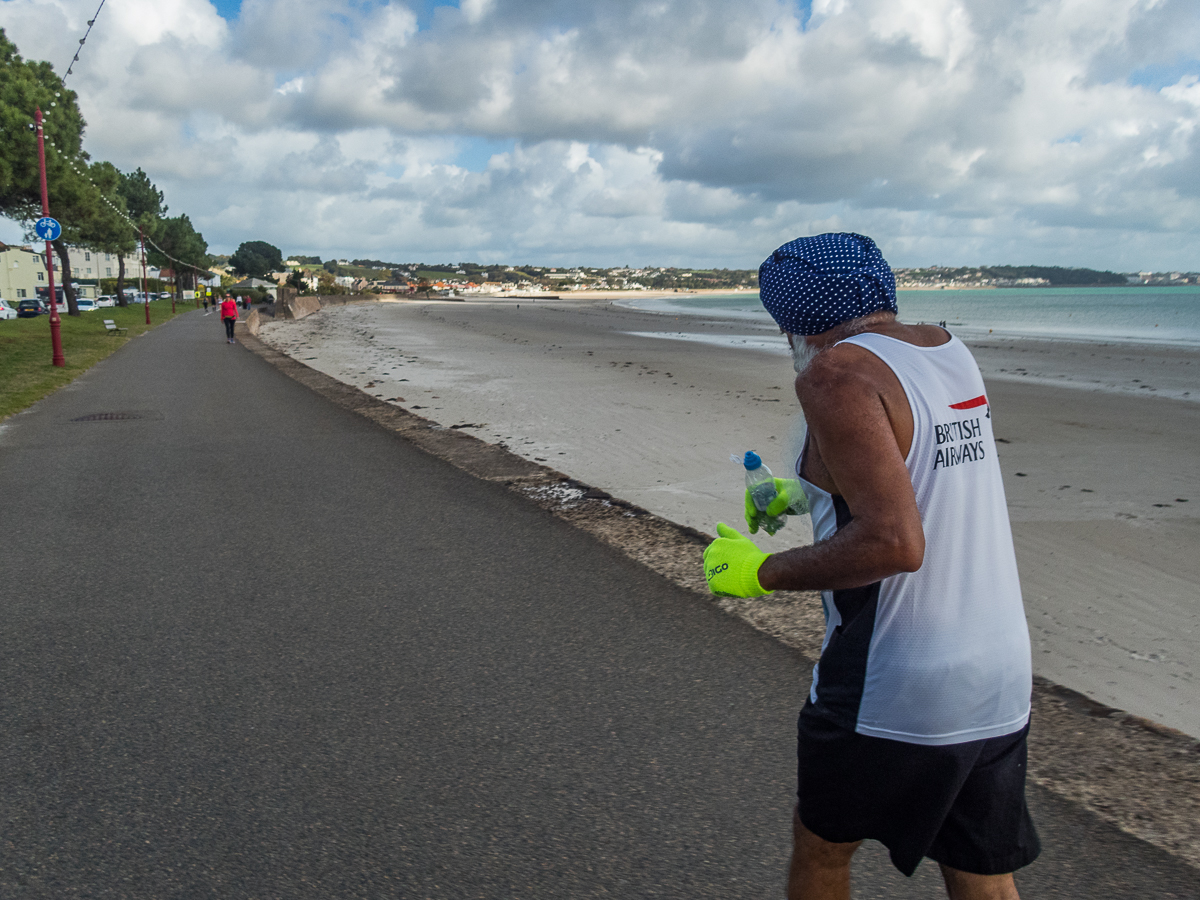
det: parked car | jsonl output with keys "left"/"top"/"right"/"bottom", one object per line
{"left": 17, "top": 299, "right": 45, "bottom": 318}
{"left": 0, "top": 299, "right": 17, "bottom": 320}
{"left": 159, "top": 292, "right": 171, "bottom": 299}
{"left": 75, "top": 298, "right": 98, "bottom": 312}
{"left": 96, "top": 295, "right": 116, "bottom": 308}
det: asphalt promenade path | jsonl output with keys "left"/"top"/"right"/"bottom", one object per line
{"left": 2, "top": 310, "right": 1196, "bottom": 898}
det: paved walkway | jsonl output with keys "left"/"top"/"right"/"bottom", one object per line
{"left": 1, "top": 311, "right": 1196, "bottom": 897}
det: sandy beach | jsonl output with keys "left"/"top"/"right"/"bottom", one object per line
{"left": 259, "top": 295, "right": 1200, "bottom": 738}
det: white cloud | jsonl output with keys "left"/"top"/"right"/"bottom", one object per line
{"left": 0, "top": 0, "right": 1197, "bottom": 269}
{"left": 276, "top": 77, "right": 303, "bottom": 96}
{"left": 459, "top": 0, "right": 495, "bottom": 25}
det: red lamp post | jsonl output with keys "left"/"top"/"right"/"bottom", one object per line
{"left": 35, "top": 108, "right": 65, "bottom": 368}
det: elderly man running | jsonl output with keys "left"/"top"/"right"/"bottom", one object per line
{"left": 703, "top": 233, "right": 1039, "bottom": 899}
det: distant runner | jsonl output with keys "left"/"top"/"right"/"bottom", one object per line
{"left": 220, "top": 293, "right": 238, "bottom": 343}
{"left": 703, "top": 233, "right": 1039, "bottom": 899}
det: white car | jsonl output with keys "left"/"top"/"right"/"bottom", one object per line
{"left": 96, "top": 295, "right": 116, "bottom": 308}
{"left": 0, "top": 299, "right": 16, "bottom": 320}
{"left": 75, "top": 298, "right": 98, "bottom": 312}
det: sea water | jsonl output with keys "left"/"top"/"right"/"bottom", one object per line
{"left": 623, "top": 286, "right": 1200, "bottom": 347}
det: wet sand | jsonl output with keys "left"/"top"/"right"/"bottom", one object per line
{"left": 260, "top": 297, "right": 1200, "bottom": 738}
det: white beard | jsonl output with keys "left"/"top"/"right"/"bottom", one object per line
{"left": 791, "top": 337, "right": 820, "bottom": 375}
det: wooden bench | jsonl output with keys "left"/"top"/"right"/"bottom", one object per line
{"left": 103, "top": 319, "right": 128, "bottom": 335}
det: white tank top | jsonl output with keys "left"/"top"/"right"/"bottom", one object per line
{"left": 798, "top": 332, "right": 1031, "bottom": 746}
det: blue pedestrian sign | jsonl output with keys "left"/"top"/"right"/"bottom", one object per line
{"left": 35, "top": 217, "right": 62, "bottom": 241}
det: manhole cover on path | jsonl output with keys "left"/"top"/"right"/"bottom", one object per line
{"left": 71, "top": 412, "right": 147, "bottom": 422}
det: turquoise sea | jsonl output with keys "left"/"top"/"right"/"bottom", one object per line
{"left": 624, "top": 286, "right": 1200, "bottom": 347}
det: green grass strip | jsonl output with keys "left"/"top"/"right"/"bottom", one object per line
{"left": 0, "top": 301, "right": 197, "bottom": 421}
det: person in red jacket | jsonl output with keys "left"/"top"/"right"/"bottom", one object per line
{"left": 220, "top": 294, "right": 238, "bottom": 343}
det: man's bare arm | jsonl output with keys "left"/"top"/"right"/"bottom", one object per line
{"left": 757, "top": 349, "right": 925, "bottom": 592}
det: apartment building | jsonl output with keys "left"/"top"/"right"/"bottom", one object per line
{"left": 65, "top": 247, "right": 151, "bottom": 282}
{"left": 0, "top": 243, "right": 48, "bottom": 303}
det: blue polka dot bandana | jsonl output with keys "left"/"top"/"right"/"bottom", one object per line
{"left": 758, "top": 232, "right": 897, "bottom": 336}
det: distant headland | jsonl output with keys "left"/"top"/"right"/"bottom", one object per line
{"left": 210, "top": 254, "right": 1199, "bottom": 295}
{"left": 892, "top": 265, "right": 1197, "bottom": 289}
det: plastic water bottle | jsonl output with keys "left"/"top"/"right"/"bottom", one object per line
{"left": 743, "top": 451, "right": 788, "bottom": 535}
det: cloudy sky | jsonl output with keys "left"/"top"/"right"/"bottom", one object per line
{"left": 2, "top": 0, "right": 1198, "bottom": 269}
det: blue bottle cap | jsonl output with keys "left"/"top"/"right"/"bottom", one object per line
{"left": 743, "top": 451, "right": 762, "bottom": 470}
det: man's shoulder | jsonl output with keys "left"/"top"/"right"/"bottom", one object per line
{"left": 796, "top": 340, "right": 890, "bottom": 403}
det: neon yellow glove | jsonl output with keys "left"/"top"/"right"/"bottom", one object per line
{"left": 704, "top": 523, "right": 772, "bottom": 597}
{"left": 744, "top": 478, "right": 810, "bottom": 534}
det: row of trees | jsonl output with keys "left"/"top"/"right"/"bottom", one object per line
{"left": 0, "top": 29, "right": 210, "bottom": 314}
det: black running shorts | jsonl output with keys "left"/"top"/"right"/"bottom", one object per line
{"left": 797, "top": 702, "right": 1041, "bottom": 877}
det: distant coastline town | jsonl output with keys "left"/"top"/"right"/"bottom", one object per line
{"left": 2, "top": 240, "right": 1196, "bottom": 306}
{"left": 216, "top": 256, "right": 1200, "bottom": 299}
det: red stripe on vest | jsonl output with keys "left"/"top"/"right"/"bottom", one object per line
{"left": 949, "top": 395, "right": 988, "bottom": 410}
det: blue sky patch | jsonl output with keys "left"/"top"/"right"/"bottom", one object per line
{"left": 455, "top": 136, "right": 516, "bottom": 172}
{"left": 417, "top": 0, "right": 460, "bottom": 31}
{"left": 210, "top": 0, "right": 425, "bottom": 25}
{"left": 211, "top": 0, "right": 241, "bottom": 20}
{"left": 1128, "top": 58, "right": 1199, "bottom": 90}
{"left": 796, "top": 0, "right": 813, "bottom": 31}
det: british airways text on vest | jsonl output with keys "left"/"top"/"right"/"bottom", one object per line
{"left": 933, "top": 416, "right": 985, "bottom": 470}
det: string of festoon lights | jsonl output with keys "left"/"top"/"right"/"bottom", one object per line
{"left": 31, "top": 0, "right": 215, "bottom": 281}
{"left": 64, "top": 0, "right": 107, "bottom": 79}
{"left": 38, "top": 129, "right": 216, "bottom": 279}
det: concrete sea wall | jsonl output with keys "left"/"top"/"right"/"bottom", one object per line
{"left": 274, "top": 288, "right": 383, "bottom": 322}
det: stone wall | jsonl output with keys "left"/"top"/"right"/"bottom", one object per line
{"left": 244, "top": 308, "right": 262, "bottom": 336}
{"left": 318, "top": 294, "right": 380, "bottom": 308}
{"left": 275, "top": 287, "right": 322, "bottom": 320}
{"left": 274, "top": 288, "right": 380, "bottom": 321}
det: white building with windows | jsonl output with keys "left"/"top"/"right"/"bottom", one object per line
{"left": 65, "top": 247, "right": 152, "bottom": 283}
{"left": 0, "top": 243, "right": 48, "bottom": 303}
{"left": 0, "top": 244, "right": 161, "bottom": 302}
